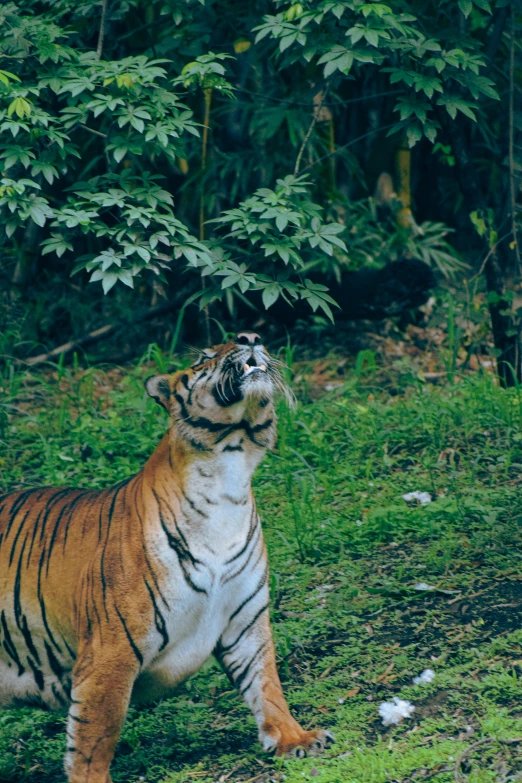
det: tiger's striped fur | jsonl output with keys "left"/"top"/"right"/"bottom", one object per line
{"left": 0, "top": 334, "right": 332, "bottom": 783}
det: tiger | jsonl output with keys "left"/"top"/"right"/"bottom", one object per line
{"left": 0, "top": 332, "right": 333, "bottom": 783}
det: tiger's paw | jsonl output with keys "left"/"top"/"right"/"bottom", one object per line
{"left": 261, "top": 727, "right": 334, "bottom": 758}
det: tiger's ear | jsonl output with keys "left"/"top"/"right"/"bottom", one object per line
{"left": 145, "top": 375, "right": 172, "bottom": 411}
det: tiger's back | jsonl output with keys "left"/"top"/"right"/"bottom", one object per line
{"left": 0, "top": 483, "right": 126, "bottom": 708}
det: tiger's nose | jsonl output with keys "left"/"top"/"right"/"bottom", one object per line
{"left": 235, "top": 332, "right": 261, "bottom": 346}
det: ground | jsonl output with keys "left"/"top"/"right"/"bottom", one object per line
{"left": 1, "top": 340, "right": 522, "bottom": 783}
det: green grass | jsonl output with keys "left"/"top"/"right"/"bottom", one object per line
{"left": 1, "top": 355, "right": 522, "bottom": 783}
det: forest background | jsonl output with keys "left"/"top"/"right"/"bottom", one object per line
{"left": 0, "top": 0, "right": 521, "bottom": 378}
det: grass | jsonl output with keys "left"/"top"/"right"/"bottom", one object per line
{"left": 1, "top": 350, "right": 522, "bottom": 783}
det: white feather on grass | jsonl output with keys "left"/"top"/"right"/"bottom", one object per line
{"left": 413, "top": 668, "right": 435, "bottom": 685}
{"left": 378, "top": 697, "right": 415, "bottom": 726}
{"left": 402, "top": 490, "right": 432, "bottom": 505}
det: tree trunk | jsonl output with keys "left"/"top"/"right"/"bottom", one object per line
{"left": 444, "top": 114, "right": 520, "bottom": 387}
{"left": 11, "top": 220, "right": 41, "bottom": 288}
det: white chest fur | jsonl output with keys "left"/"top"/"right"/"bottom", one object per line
{"left": 138, "top": 442, "right": 266, "bottom": 698}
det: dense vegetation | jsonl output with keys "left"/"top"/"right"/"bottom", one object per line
{"left": 2, "top": 3, "right": 522, "bottom": 780}
{"left": 1, "top": 1, "right": 521, "bottom": 377}
{"left": 1, "top": 349, "right": 522, "bottom": 782}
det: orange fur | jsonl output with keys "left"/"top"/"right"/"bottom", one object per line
{"left": 0, "top": 337, "right": 332, "bottom": 782}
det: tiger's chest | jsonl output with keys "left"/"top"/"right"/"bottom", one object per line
{"left": 138, "top": 457, "right": 265, "bottom": 696}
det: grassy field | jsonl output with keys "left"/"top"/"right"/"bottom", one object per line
{"left": 1, "top": 351, "right": 522, "bottom": 783}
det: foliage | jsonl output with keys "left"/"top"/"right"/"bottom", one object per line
{"left": 0, "top": 3, "right": 348, "bottom": 317}
{"left": 2, "top": 349, "right": 522, "bottom": 780}
{"left": 3, "top": 0, "right": 512, "bottom": 333}
{"left": 254, "top": 0, "right": 499, "bottom": 147}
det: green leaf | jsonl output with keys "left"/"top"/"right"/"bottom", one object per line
{"left": 29, "top": 205, "right": 47, "bottom": 227}
{"left": 102, "top": 274, "right": 118, "bottom": 294}
{"left": 473, "top": 0, "right": 491, "bottom": 11}
{"left": 276, "top": 214, "right": 289, "bottom": 231}
{"left": 0, "top": 70, "right": 20, "bottom": 85}
{"left": 262, "top": 283, "right": 281, "bottom": 309}
{"left": 458, "top": 0, "right": 472, "bottom": 17}
{"left": 406, "top": 123, "right": 423, "bottom": 148}
{"left": 113, "top": 147, "right": 128, "bottom": 163}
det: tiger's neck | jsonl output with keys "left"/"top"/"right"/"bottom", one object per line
{"left": 142, "top": 406, "right": 274, "bottom": 539}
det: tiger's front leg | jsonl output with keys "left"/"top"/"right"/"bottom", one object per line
{"left": 216, "top": 602, "right": 334, "bottom": 757}
{"left": 65, "top": 641, "right": 141, "bottom": 783}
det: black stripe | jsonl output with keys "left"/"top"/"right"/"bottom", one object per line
{"left": 12, "top": 535, "right": 43, "bottom": 666}
{"left": 229, "top": 565, "right": 268, "bottom": 623}
{"left": 44, "top": 639, "right": 66, "bottom": 680}
{"left": 61, "top": 636, "right": 76, "bottom": 661}
{"left": 52, "top": 683, "right": 68, "bottom": 708}
{"left": 46, "top": 493, "right": 86, "bottom": 577}
{"left": 199, "top": 493, "right": 217, "bottom": 506}
{"left": 223, "top": 444, "right": 244, "bottom": 452}
{"left": 26, "top": 656, "right": 45, "bottom": 690}
{"left": 14, "top": 538, "right": 42, "bottom": 665}
{"left": 114, "top": 605, "right": 143, "bottom": 666}
{"left": 218, "top": 602, "right": 269, "bottom": 654}
{"left": 211, "top": 379, "right": 243, "bottom": 408}
{"left": 154, "top": 490, "right": 199, "bottom": 562}
{"left": 243, "top": 418, "right": 274, "bottom": 447}
{"left": 62, "top": 678, "right": 72, "bottom": 700}
{"left": 187, "top": 437, "right": 212, "bottom": 452}
{"left": 133, "top": 482, "right": 169, "bottom": 609}
{"left": 1, "top": 610, "right": 25, "bottom": 675}
{"left": 69, "top": 714, "right": 89, "bottom": 724}
{"left": 4, "top": 489, "right": 39, "bottom": 540}
{"left": 174, "top": 393, "right": 233, "bottom": 432}
{"left": 27, "top": 505, "right": 46, "bottom": 566}
{"left": 143, "top": 578, "right": 169, "bottom": 651}
{"left": 27, "top": 489, "right": 72, "bottom": 566}
{"left": 37, "top": 545, "right": 62, "bottom": 654}
{"left": 222, "top": 493, "right": 248, "bottom": 505}
{"left": 155, "top": 491, "right": 207, "bottom": 595}
{"left": 99, "top": 484, "right": 126, "bottom": 620}
{"left": 181, "top": 490, "right": 208, "bottom": 518}
{"left": 235, "top": 641, "right": 268, "bottom": 693}
{"left": 225, "top": 507, "right": 257, "bottom": 565}
{"left": 223, "top": 525, "right": 263, "bottom": 584}
{"left": 8, "top": 508, "right": 31, "bottom": 567}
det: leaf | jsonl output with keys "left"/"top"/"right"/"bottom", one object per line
{"left": 7, "top": 97, "right": 32, "bottom": 119}
{"left": 29, "top": 205, "right": 47, "bottom": 227}
{"left": 262, "top": 283, "right": 280, "bottom": 309}
{"left": 458, "top": 0, "right": 472, "bottom": 16}
{"left": 407, "top": 123, "right": 423, "bottom": 148}
{"left": 119, "top": 270, "right": 134, "bottom": 288}
{"left": 276, "top": 214, "right": 289, "bottom": 232}
{"left": 113, "top": 147, "right": 128, "bottom": 163}
{"left": 101, "top": 274, "right": 118, "bottom": 294}
{"left": 365, "top": 29, "right": 379, "bottom": 47}
{"left": 0, "top": 70, "right": 20, "bottom": 85}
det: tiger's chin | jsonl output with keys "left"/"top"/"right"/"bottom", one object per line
{"left": 240, "top": 367, "right": 274, "bottom": 401}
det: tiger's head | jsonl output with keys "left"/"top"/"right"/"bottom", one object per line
{"left": 145, "top": 333, "right": 290, "bottom": 451}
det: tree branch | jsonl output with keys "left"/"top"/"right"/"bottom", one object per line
{"left": 21, "top": 298, "right": 183, "bottom": 367}
{"left": 96, "top": 0, "right": 108, "bottom": 60}
{"left": 294, "top": 86, "right": 328, "bottom": 176}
